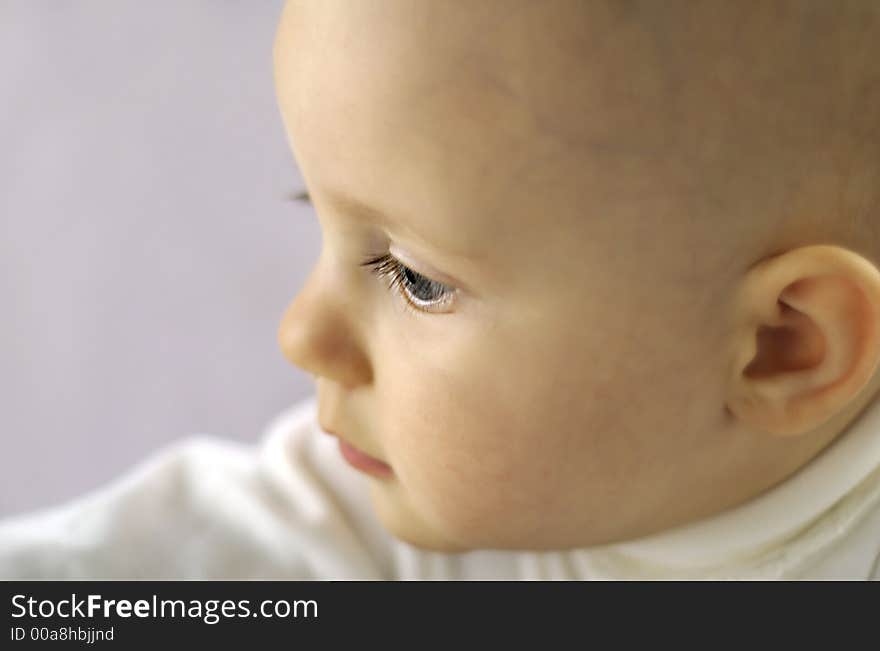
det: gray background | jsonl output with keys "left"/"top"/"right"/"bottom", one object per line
{"left": 0, "top": 1, "right": 319, "bottom": 516}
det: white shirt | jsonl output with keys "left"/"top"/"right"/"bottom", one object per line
{"left": 2, "top": 395, "right": 880, "bottom": 580}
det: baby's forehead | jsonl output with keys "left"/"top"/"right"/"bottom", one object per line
{"left": 277, "top": 2, "right": 652, "bottom": 222}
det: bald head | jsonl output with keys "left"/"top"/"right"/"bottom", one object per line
{"left": 533, "top": 0, "right": 880, "bottom": 274}
{"left": 277, "top": 0, "right": 880, "bottom": 280}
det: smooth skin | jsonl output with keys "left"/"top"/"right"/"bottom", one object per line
{"left": 273, "top": 0, "right": 880, "bottom": 551}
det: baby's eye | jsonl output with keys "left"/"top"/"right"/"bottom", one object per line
{"left": 286, "top": 189, "right": 456, "bottom": 315}
{"left": 360, "top": 253, "right": 457, "bottom": 314}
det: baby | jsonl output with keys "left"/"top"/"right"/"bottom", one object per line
{"left": 2, "top": 0, "right": 880, "bottom": 579}
{"left": 273, "top": 0, "right": 880, "bottom": 563}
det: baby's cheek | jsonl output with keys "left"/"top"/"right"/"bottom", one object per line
{"left": 380, "top": 312, "right": 583, "bottom": 546}
{"left": 387, "top": 381, "right": 566, "bottom": 547}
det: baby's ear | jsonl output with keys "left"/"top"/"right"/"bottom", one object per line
{"left": 726, "top": 244, "right": 880, "bottom": 436}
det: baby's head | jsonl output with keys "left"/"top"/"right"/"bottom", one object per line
{"left": 273, "top": 0, "right": 880, "bottom": 552}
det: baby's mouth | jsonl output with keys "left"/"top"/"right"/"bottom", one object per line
{"left": 336, "top": 439, "right": 394, "bottom": 478}
{"left": 320, "top": 424, "right": 394, "bottom": 478}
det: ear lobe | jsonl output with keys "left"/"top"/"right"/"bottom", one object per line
{"left": 727, "top": 244, "right": 880, "bottom": 437}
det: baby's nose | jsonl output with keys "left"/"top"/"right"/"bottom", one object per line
{"left": 277, "top": 267, "right": 372, "bottom": 389}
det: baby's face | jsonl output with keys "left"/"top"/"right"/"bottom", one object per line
{"left": 274, "top": 0, "right": 745, "bottom": 550}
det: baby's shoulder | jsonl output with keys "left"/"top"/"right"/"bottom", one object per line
{"left": 0, "top": 398, "right": 389, "bottom": 579}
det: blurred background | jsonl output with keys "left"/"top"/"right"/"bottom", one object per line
{"left": 0, "top": 1, "right": 319, "bottom": 517}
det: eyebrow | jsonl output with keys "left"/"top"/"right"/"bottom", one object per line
{"left": 287, "top": 188, "right": 396, "bottom": 227}
{"left": 288, "top": 189, "right": 311, "bottom": 203}
{"left": 287, "top": 186, "right": 479, "bottom": 261}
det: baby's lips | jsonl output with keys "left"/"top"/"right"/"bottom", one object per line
{"left": 336, "top": 438, "right": 394, "bottom": 478}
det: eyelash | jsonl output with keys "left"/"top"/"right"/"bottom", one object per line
{"left": 360, "top": 253, "right": 456, "bottom": 315}
{"left": 287, "top": 188, "right": 457, "bottom": 315}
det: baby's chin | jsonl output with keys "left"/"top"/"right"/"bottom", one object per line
{"left": 388, "top": 527, "right": 472, "bottom": 553}
{"left": 368, "top": 481, "right": 472, "bottom": 553}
